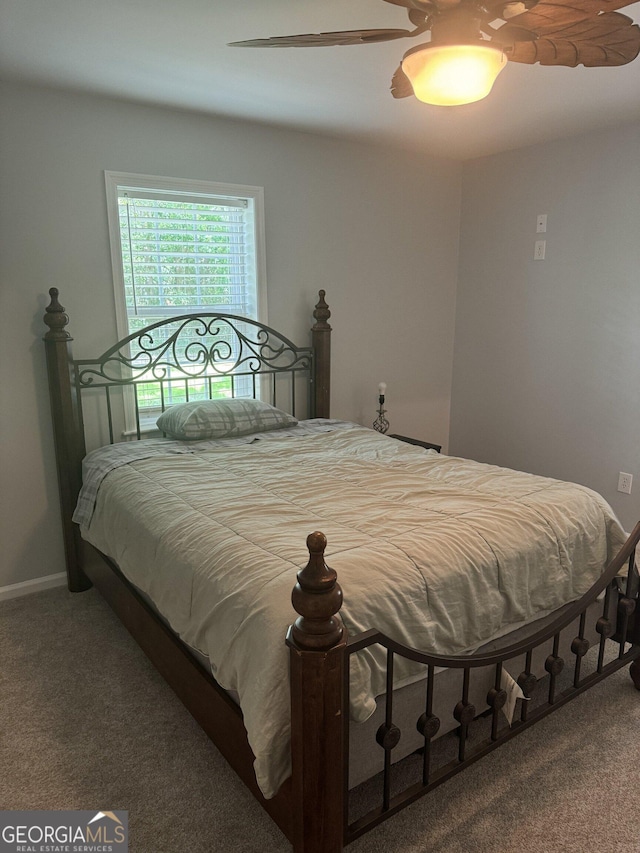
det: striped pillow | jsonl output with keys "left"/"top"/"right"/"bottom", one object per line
{"left": 156, "top": 398, "right": 298, "bottom": 441}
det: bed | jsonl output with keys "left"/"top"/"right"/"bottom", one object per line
{"left": 43, "top": 287, "right": 640, "bottom": 853}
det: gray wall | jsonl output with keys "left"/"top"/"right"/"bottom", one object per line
{"left": 0, "top": 80, "right": 461, "bottom": 588}
{"left": 450, "top": 120, "right": 640, "bottom": 531}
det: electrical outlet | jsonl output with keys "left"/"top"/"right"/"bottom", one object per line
{"left": 534, "top": 240, "right": 546, "bottom": 260}
{"left": 536, "top": 214, "right": 547, "bottom": 233}
{"left": 618, "top": 472, "right": 633, "bottom": 494}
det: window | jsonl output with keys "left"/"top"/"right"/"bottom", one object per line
{"left": 104, "top": 172, "right": 267, "bottom": 428}
{"left": 106, "top": 172, "right": 266, "bottom": 335}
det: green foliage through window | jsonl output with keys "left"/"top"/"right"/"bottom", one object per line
{"left": 118, "top": 196, "right": 253, "bottom": 317}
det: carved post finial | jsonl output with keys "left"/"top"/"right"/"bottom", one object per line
{"left": 43, "top": 287, "right": 72, "bottom": 341}
{"left": 312, "top": 290, "right": 331, "bottom": 331}
{"left": 291, "top": 531, "right": 344, "bottom": 650}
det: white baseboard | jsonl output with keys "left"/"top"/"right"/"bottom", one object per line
{"left": 0, "top": 572, "right": 67, "bottom": 602}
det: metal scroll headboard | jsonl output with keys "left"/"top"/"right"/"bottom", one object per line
{"left": 71, "top": 311, "right": 316, "bottom": 446}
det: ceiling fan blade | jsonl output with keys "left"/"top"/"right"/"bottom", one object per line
{"left": 498, "top": 11, "right": 640, "bottom": 65}
{"left": 382, "top": 0, "right": 436, "bottom": 10}
{"left": 390, "top": 64, "right": 415, "bottom": 98}
{"left": 229, "top": 28, "right": 417, "bottom": 48}
{"left": 551, "top": 0, "right": 640, "bottom": 10}
{"left": 502, "top": 0, "right": 640, "bottom": 35}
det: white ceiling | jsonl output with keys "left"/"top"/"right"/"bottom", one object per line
{"left": 1, "top": 0, "right": 639, "bottom": 160}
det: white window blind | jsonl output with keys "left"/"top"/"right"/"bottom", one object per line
{"left": 118, "top": 190, "right": 257, "bottom": 328}
{"left": 106, "top": 173, "right": 266, "bottom": 337}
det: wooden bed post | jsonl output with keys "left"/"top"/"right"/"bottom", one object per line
{"left": 312, "top": 291, "right": 331, "bottom": 419}
{"left": 287, "top": 532, "right": 346, "bottom": 853}
{"left": 43, "top": 288, "right": 91, "bottom": 592}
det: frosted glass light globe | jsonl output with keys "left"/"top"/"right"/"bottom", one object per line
{"left": 403, "top": 44, "right": 507, "bottom": 106}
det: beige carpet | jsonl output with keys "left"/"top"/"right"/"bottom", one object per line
{"left": 1, "top": 587, "right": 640, "bottom": 853}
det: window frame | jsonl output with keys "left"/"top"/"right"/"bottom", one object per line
{"left": 104, "top": 171, "right": 268, "bottom": 433}
{"left": 104, "top": 170, "right": 268, "bottom": 340}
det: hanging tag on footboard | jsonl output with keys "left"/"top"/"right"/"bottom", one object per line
{"left": 500, "top": 670, "right": 528, "bottom": 724}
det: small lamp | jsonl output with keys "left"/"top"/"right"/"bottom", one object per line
{"left": 402, "top": 41, "right": 507, "bottom": 106}
{"left": 373, "top": 382, "right": 389, "bottom": 434}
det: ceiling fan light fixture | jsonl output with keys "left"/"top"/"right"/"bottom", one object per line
{"left": 402, "top": 42, "right": 507, "bottom": 106}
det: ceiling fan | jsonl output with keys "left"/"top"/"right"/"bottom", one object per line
{"left": 229, "top": 0, "right": 640, "bottom": 106}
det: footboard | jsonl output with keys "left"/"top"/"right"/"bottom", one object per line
{"left": 288, "top": 523, "right": 640, "bottom": 852}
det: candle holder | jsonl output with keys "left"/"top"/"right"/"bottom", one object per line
{"left": 373, "top": 394, "right": 389, "bottom": 434}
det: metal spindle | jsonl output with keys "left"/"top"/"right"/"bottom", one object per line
{"left": 367, "top": 646, "right": 402, "bottom": 816}
{"left": 618, "top": 603, "right": 631, "bottom": 659}
{"left": 520, "top": 650, "right": 534, "bottom": 722}
{"left": 546, "top": 632, "right": 562, "bottom": 704}
{"left": 105, "top": 386, "right": 114, "bottom": 444}
{"left": 597, "top": 583, "right": 613, "bottom": 672}
{"left": 184, "top": 379, "right": 189, "bottom": 403}
{"left": 272, "top": 372, "right": 277, "bottom": 407}
{"left": 74, "top": 365, "right": 83, "bottom": 435}
{"left": 617, "top": 594, "right": 637, "bottom": 661}
{"left": 231, "top": 374, "right": 236, "bottom": 399}
{"left": 419, "top": 664, "right": 437, "bottom": 785}
{"left": 252, "top": 374, "right": 256, "bottom": 399}
{"left": 625, "top": 549, "right": 636, "bottom": 598}
{"left": 572, "top": 610, "right": 588, "bottom": 688}
{"left": 454, "top": 667, "right": 473, "bottom": 763}
{"left": 491, "top": 662, "right": 503, "bottom": 741}
{"left": 342, "top": 647, "right": 351, "bottom": 839}
{"left": 382, "top": 649, "right": 395, "bottom": 810}
{"left": 134, "top": 387, "right": 141, "bottom": 440}
{"left": 291, "top": 371, "right": 296, "bottom": 416}
{"left": 617, "top": 548, "right": 638, "bottom": 659}
{"left": 160, "top": 380, "right": 165, "bottom": 412}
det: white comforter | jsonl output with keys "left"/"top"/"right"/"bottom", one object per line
{"left": 79, "top": 423, "right": 626, "bottom": 797}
